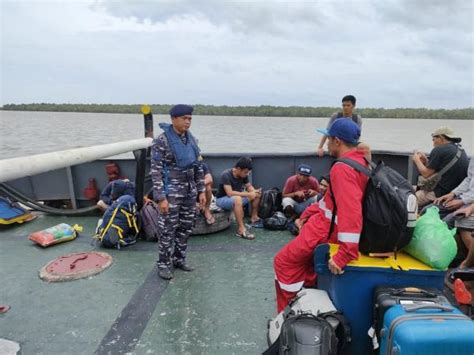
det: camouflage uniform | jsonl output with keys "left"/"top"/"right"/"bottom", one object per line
{"left": 151, "top": 132, "right": 205, "bottom": 270}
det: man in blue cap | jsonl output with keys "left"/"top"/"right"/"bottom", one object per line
{"left": 151, "top": 104, "right": 206, "bottom": 280}
{"left": 282, "top": 164, "right": 320, "bottom": 219}
{"left": 274, "top": 119, "right": 369, "bottom": 312}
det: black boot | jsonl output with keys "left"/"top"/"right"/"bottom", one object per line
{"left": 174, "top": 263, "right": 195, "bottom": 272}
{"left": 158, "top": 267, "right": 173, "bottom": 280}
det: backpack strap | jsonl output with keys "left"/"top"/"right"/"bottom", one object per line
{"left": 320, "top": 312, "right": 352, "bottom": 354}
{"left": 326, "top": 158, "right": 370, "bottom": 241}
{"left": 327, "top": 187, "right": 337, "bottom": 241}
{"left": 335, "top": 158, "right": 371, "bottom": 177}
{"left": 436, "top": 145, "right": 462, "bottom": 178}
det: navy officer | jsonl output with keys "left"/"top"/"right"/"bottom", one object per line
{"left": 151, "top": 104, "right": 206, "bottom": 280}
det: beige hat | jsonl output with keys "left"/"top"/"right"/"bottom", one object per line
{"left": 431, "top": 126, "right": 462, "bottom": 142}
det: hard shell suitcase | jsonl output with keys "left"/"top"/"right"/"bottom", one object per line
{"left": 379, "top": 304, "right": 474, "bottom": 355}
{"left": 372, "top": 286, "right": 451, "bottom": 342}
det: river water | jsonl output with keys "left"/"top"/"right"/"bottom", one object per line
{"left": 0, "top": 111, "right": 472, "bottom": 158}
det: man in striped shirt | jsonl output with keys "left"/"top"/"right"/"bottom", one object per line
{"left": 274, "top": 119, "right": 369, "bottom": 312}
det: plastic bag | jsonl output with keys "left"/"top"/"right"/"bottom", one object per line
{"left": 29, "top": 223, "right": 82, "bottom": 247}
{"left": 404, "top": 206, "right": 457, "bottom": 270}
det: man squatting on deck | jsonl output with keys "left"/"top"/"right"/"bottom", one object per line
{"left": 151, "top": 104, "right": 206, "bottom": 280}
{"left": 274, "top": 119, "right": 369, "bottom": 312}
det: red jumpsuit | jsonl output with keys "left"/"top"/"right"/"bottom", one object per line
{"left": 274, "top": 150, "right": 369, "bottom": 312}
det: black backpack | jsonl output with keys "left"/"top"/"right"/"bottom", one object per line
{"left": 330, "top": 158, "right": 417, "bottom": 255}
{"left": 259, "top": 188, "right": 282, "bottom": 219}
{"left": 264, "top": 310, "right": 351, "bottom": 355}
{"left": 279, "top": 313, "right": 338, "bottom": 355}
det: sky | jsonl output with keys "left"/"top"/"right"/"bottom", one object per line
{"left": 0, "top": 0, "right": 473, "bottom": 108}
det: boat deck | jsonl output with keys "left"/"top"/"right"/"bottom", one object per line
{"left": 0, "top": 214, "right": 291, "bottom": 354}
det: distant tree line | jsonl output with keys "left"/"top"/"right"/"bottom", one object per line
{"left": 1, "top": 103, "right": 473, "bottom": 119}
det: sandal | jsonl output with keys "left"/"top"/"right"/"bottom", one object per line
{"left": 205, "top": 215, "right": 216, "bottom": 225}
{"left": 235, "top": 230, "right": 255, "bottom": 240}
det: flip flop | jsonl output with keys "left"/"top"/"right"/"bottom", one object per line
{"left": 205, "top": 215, "right": 216, "bottom": 225}
{"left": 235, "top": 230, "right": 255, "bottom": 240}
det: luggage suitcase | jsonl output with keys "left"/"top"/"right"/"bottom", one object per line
{"left": 372, "top": 286, "right": 451, "bottom": 343}
{"left": 379, "top": 304, "right": 474, "bottom": 355}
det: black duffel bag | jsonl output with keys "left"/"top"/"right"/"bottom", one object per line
{"left": 264, "top": 211, "right": 288, "bottom": 230}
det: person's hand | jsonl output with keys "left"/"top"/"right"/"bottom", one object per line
{"left": 255, "top": 188, "right": 262, "bottom": 196}
{"left": 307, "top": 189, "right": 317, "bottom": 197}
{"left": 295, "top": 219, "right": 303, "bottom": 229}
{"left": 317, "top": 147, "right": 325, "bottom": 157}
{"left": 97, "top": 200, "right": 109, "bottom": 211}
{"left": 295, "top": 191, "right": 305, "bottom": 199}
{"left": 248, "top": 191, "right": 257, "bottom": 200}
{"left": 412, "top": 152, "right": 421, "bottom": 163}
{"left": 454, "top": 205, "right": 474, "bottom": 218}
{"left": 158, "top": 199, "right": 169, "bottom": 214}
{"left": 328, "top": 258, "right": 344, "bottom": 275}
{"left": 198, "top": 192, "right": 206, "bottom": 210}
{"left": 444, "top": 199, "right": 464, "bottom": 211}
{"left": 418, "top": 152, "right": 428, "bottom": 164}
{"left": 434, "top": 192, "right": 455, "bottom": 205}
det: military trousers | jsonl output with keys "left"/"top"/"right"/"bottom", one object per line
{"left": 157, "top": 193, "right": 197, "bottom": 269}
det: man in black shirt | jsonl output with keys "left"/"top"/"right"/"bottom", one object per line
{"left": 413, "top": 127, "right": 469, "bottom": 208}
{"left": 216, "top": 157, "right": 262, "bottom": 240}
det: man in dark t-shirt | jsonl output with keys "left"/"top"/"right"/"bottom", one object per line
{"left": 216, "top": 157, "right": 262, "bottom": 240}
{"left": 413, "top": 126, "right": 469, "bottom": 207}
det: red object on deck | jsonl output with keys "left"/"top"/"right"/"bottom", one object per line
{"left": 39, "top": 251, "right": 113, "bottom": 282}
{"left": 83, "top": 178, "right": 98, "bottom": 200}
{"left": 454, "top": 278, "right": 472, "bottom": 305}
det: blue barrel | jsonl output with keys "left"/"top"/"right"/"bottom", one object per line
{"left": 313, "top": 243, "right": 445, "bottom": 355}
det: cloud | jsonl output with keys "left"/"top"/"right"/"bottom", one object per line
{"left": 0, "top": 0, "right": 472, "bottom": 108}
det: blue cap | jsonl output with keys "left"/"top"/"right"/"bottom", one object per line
{"left": 317, "top": 118, "right": 361, "bottom": 144}
{"left": 297, "top": 164, "right": 312, "bottom": 176}
{"left": 169, "top": 104, "right": 193, "bottom": 117}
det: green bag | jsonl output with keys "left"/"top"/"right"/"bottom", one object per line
{"left": 404, "top": 206, "right": 457, "bottom": 270}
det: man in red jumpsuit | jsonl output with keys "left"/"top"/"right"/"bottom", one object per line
{"left": 274, "top": 119, "right": 369, "bottom": 312}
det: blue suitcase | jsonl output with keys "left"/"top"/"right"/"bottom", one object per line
{"left": 380, "top": 304, "right": 474, "bottom": 355}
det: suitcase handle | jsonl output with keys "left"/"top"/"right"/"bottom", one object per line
{"left": 392, "top": 287, "right": 436, "bottom": 298}
{"left": 403, "top": 304, "right": 454, "bottom": 312}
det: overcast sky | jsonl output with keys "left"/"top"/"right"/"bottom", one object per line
{"left": 1, "top": 0, "right": 473, "bottom": 108}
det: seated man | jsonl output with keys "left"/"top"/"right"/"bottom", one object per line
{"left": 274, "top": 119, "right": 369, "bottom": 312}
{"left": 216, "top": 157, "right": 262, "bottom": 240}
{"left": 282, "top": 164, "right": 320, "bottom": 219}
{"left": 97, "top": 179, "right": 135, "bottom": 211}
{"left": 316, "top": 175, "right": 330, "bottom": 202}
{"left": 454, "top": 204, "right": 474, "bottom": 268}
{"left": 413, "top": 127, "right": 469, "bottom": 208}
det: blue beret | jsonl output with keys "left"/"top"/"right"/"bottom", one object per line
{"left": 169, "top": 104, "right": 193, "bottom": 117}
